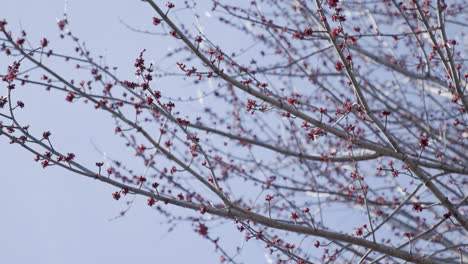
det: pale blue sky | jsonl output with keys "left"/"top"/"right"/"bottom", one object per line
{"left": 0, "top": 1, "right": 266, "bottom": 263}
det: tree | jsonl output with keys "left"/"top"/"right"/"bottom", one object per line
{"left": 0, "top": 0, "right": 466, "bottom": 263}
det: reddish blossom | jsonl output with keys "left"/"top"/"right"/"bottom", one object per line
{"left": 200, "top": 205, "right": 207, "bottom": 214}
{"left": 112, "top": 192, "right": 121, "bottom": 200}
{"left": 196, "top": 223, "right": 208, "bottom": 237}
{"left": 152, "top": 17, "right": 161, "bottom": 25}
{"left": 42, "top": 131, "right": 51, "bottom": 140}
{"left": 147, "top": 197, "right": 156, "bottom": 206}
{"left": 40, "top": 38, "right": 48, "bottom": 48}
{"left": 166, "top": 2, "right": 175, "bottom": 8}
